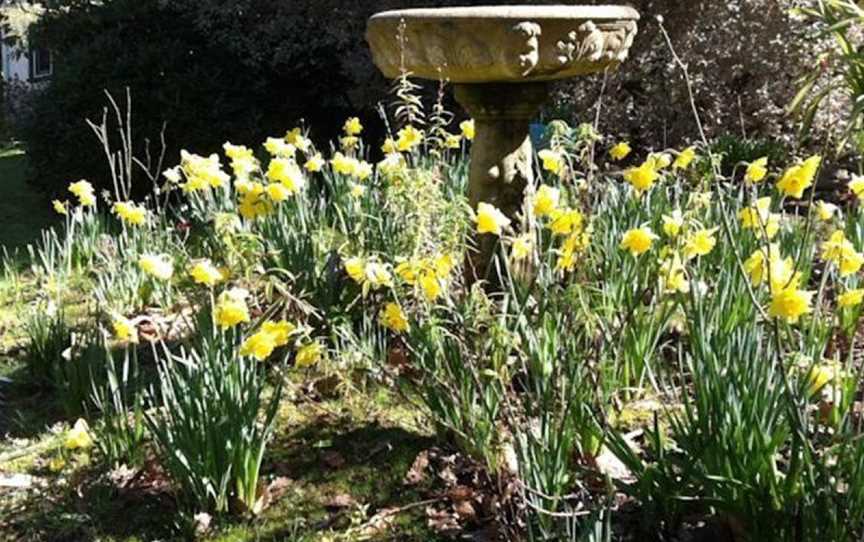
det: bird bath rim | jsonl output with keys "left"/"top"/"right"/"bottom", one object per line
{"left": 368, "top": 5, "right": 640, "bottom": 23}
{"left": 366, "top": 4, "right": 640, "bottom": 83}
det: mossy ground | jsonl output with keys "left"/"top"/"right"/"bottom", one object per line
{"left": 0, "top": 271, "right": 449, "bottom": 541}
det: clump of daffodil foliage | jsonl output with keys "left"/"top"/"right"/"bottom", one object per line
{"left": 8, "top": 81, "right": 864, "bottom": 540}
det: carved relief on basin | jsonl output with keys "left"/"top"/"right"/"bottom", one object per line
{"left": 366, "top": 6, "right": 640, "bottom": 84}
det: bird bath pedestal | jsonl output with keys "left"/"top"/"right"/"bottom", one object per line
{"left": 366, "top": 6, "right": 639, "bottom": 283}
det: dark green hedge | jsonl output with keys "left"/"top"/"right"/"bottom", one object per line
{"left": 19, "top": 0, "right": 564, "bottom": 196}
{"left": 20, "top": 0, "right": 353, "bottom": 196}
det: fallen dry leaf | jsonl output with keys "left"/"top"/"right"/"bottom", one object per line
{"left": 426, "top": 505, "right": 460, "bottom": 533}
{"left": 387, "top": 344, "right": 410, "bottom": 370}
{"left": 267, "top": 476, "right": 293, "bottom": 502}
{"left": 447, "top": 485, "right": 475, "bottom": 502}
{"left": 403, "top": 450, "right": 430, "bottom": 486}
{"left": 438, "top": 464, "right": 458, "bottom": 486}
{"left": 358, "top": 508, "right": 396, "bottom": 538}
{"left": 595, "top": 446, "right": 633, "bottom": 483}
{"left": 108, "top": 464, "right": 137, "bottom": 489}
{"left": 193, "top": 512, "right": 212, "bottom": 537}
{"left": 453, "top": 499, "right": 477, "bottom": 521}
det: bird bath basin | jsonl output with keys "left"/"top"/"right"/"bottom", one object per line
{"left": 366, "top": 5, "right": 639, "bottom": 281}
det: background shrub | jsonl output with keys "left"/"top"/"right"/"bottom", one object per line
{"left": 551, "top": 0, "right": 825, "bottom": 150}
{"left": 12, "top": 0, "right": 828, "bottom": 197}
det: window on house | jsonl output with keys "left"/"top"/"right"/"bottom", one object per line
{"left": 29, "top": 47, "right": 52, "bottom": 80}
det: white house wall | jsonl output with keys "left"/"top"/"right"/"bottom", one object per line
{"left": 2, "top": 43, "right": 32, "bottom": 82}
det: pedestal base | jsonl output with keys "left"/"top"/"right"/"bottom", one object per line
{"left": 454, "top": 82, "right": 549, "bottom": 286}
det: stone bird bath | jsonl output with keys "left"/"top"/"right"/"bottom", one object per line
{"left": 367, "top": 5, "right": 639, "bottom": 282}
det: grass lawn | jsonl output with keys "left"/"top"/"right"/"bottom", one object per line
{"left": 0, "top": 150, "right": 56, "bottom": 252}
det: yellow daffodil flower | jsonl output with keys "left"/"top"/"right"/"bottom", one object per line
{"left": 180, "top": 150, "right": 230, "bottom": 191}
{"left": 769, "top": 286, "right": 813, "bottom": 324}
{"left": 538, "top": 149, "right": 565, "bottom": 176}
{"left": 444, "top": 134, "right": 462, "bottom": 149}
{"left": 267, "top": 158, "right": 305, "bottom": 194}
{"left": 304, "top": 153, "right": 325, "bottom": 172}
{"left": 112, "top": 201, "right": 148, "bottom": 226}
{"left": 266, "top": 183, "right": 291, "bottom": 202}
{"left": 264, "top": 137, "right": 295, "bottom": 158}
{"left": 620, "top": 227, "right": 658, "bottom": 256}
{"left": 343, "top": 117, "right": 363, "bottom": 136}
{"left": 673, "top": 146, "right": 697, "bottom": 170}
{"left": 659, "top": 253, "right": 689, "bottom": 294}
{"left": 743, "top": 245, "right": 798, "bottom": 293}
{"left": 396, "top": 125, "right": 424, "bottom": 151}
{"left": 815, "top": 200, "right": 838, "bottom": 222}
{"left": 555, "top": 229, "right": 591, "bottom": 273}
{"left": 662, "top": 209, "right": 684, "bottom": 238}
{"left": 240, "top": 331, "right": 277, "bottom": 361}
{"left": 745, "top": 157, "right": 768, "bottom": 184}
{"left": 850, "top": 175, "right": 864, "bottom": 201}
{"left": 475, "top": 202, "right": 511, "bottom": 236}
{"left": 624, "top": 161, "right": 659, "bottom": 194}
{"left": 533, "top": 185, "right": 560, "bottom": 217}
{"left": 68, "top": 180, "right": 96, "bottom": 207}
{"left": 285, "top": 128, "right": 309, "bottom": 150}
{"left": 340, "top": 135, "right": 360, "bottom": 150}
{"left": 776, "top": 155, "right": 821, "bottom": 199}
{"left": 344, "top": 257, "right": 365, "bottom": 284}
{"left": 647, "top": 153, "right": 672, "bottom": 170}
{"left": 739, "top": 197, "right": 780, "bottom": 239}
{"left": 189, "top": 260, "right": 225, "bottom": 287}
{"left": 460, "top": 119, "right": 475, "bottom": 140}
{"left": 434, "top": 254, "right": 454, "bottom": 278}
{"left": 609, "top": 141, "right": 632, "bottom": 161}
{"left": 548, "top": 208, "right": 584, "bottom": 236}
{"left": 139, "top": 254, "right": 174, "bottom": 281}
{"left": 296, "top": 341, "right": 324, "bottom": 368}
{"left": 382, "top": 138, "right": 398, "bottom": 154}
{"left": 379, "top": 303, "right": 409, "bottom": 333}
{"left": 112, "top": 316, "right": 138, "bottom": 344}
{"left": 419, "top": 271, "right": 442, "bottom": 301}
{"left": 238, "top": 188, "right": 273, "bottom": 220}
{"left": 331, "top": 152, "right": 359, "bottom": 176}
{"left": 683, "top": 228, "right": 718, "bottom": 260}
{"left": 395, "top": 260, "right": 420, "bottom": 285}
{"left": 511, "top": 234, "right": 533, "bottom": 261}
{"left": 65, "top": 419, "right": 93, "bottom": 450}
{"left": 214, "top": 288, "right": 251, "bottom": 329}
{"left": 239, "top": 320, "right": 296, "bottom": 361}
{"left": 820, "top": 231, "right": 864, "bottom": 277}
{"left": 838, "top": 289, "right": 864, "bottom": 308}
{"left": 364, "top": 261, "right": 393, "bottom": 289}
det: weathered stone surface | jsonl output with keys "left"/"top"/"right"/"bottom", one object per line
{"left": 366, "top": 6, "right": 639, "bottom": 84}
{"left": 455, "top": 82, "right": 548, "bottom": 283}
